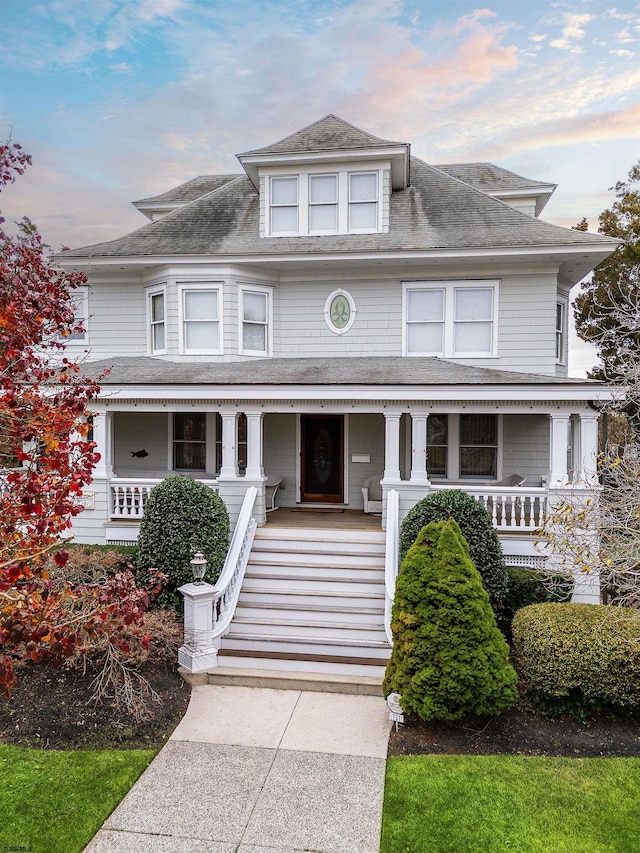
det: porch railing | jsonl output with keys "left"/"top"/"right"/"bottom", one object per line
{"left": 384, "top": 489, "right": 400, "bottom": 646}
{"left": 431, "top": 483, "right": 547, "bottom": 531}
{"left": 109, "top": 477, "right": 219, "bottom": 520}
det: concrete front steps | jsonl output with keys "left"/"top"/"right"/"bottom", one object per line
{"left": 216, "top": 525, "right": 391, "bottom": 682}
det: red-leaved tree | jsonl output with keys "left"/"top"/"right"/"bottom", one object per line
{"left": 0, "top": 142, "right": 161, "bottom": 701}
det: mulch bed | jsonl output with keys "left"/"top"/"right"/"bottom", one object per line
{"left": 0, "top": 661, "right": 191, "bottom": 750}
{"left": 1, "top": 661, "right": 639, "bottom": 757}
{"left": 388, "top": 705, "right": 640, "bottom": 758}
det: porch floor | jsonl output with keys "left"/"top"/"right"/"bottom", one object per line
{"left": 264, "top": 507, "right": 382, "bottom": 530}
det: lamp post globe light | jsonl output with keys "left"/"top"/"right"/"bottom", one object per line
{"left": 190, "top": 551, "right": 208, "bottom": 584}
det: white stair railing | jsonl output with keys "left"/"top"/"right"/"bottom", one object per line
{"left": 178, "top": 485, "right": 258, "bottom": 673}
{"left": 384, "top": 489, "right": 400, "bottom": 646}
{"left": 210, "top": 485, "right": 258, "bottom": 639}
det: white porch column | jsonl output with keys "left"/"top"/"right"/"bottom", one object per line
{"left": 383, "top": 412, "right": 402, "bottom": 482}
{"left": 91, "top": 410, "right": 114, "bottom": 478}
{"left": 549, "top": 413, "right": 570, "bottom": 487}
{"left": 577, "top": 412, "right": 600, "bottom": 485}
{"left": 410, "top": 413, "right": 430, "bottom": 484}
{"left": 219, "top": 411, "right": 239, "bottom": 478}
{"left": 244, "top": 411, "right": 265, "bottom": 479}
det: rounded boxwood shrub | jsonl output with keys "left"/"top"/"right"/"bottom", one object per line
{"left": 512, "top": 602, "right": 640, "bottom": 717}
{"left": 136, "top": 476, "right": 230, "bottom": 610}
{"left": 383, "top": 518, "right": 518, "bottom": 722}
{"left": 399, "top": 490, "right": 508, "bottom": 615}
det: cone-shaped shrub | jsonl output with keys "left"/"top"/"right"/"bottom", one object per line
{"left": 136, "top": 476, "right": 230, "bottom": 610}
{"left": 399, "top": 489, "right": 508, "bottom": 616}
{"left": 383, "top": 519, "right": 517, "bottom": 722}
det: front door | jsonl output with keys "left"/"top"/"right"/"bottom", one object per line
{"left": 301, "top": 415, "right": 344, "bottom": 503}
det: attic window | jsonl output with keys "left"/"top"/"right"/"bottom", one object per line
{"left": 265, "top": 167, "right": 387, "bottom": 237}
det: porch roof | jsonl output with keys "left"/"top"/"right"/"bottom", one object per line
{"left": 85, "top": 355, "right": 605, "bottom": 390}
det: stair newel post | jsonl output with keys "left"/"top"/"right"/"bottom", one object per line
{"left": 178, "top": 580, "right": 219, "bottom": 673}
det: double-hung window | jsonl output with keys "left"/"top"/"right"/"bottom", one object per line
{"left": 425, "top": 414, "right": 499, "bottom": 480}
{"left": 65, "top": 285, "right": 89, "bottom": 344}
{"left": 270, "top": 177, "right": 299, "bottom": 235}
{"left": 556, "top": 300, "right": 567, "bottom": 364}
{"left": 404, "top": 281, "right": 497, "bottom": 357}
{"left": 179, "top": 285, "right": 222, "bottom": 354}
{"left": 309, "top": 174, "right": 338, "bottom": 233}
{"left": 240, "top": 286, "right": 271, "bottom": 356}
{"left": 148, "top": 287, "right": 166, "bottom": 354}
{"left": 173, "top": 413, "right": 206, "bottom": 471}
{"left": 348, "top": 172, "right": 378, "bottom": 231}
{"left": 266, "top": 168, "right": 385, "bottom": 236}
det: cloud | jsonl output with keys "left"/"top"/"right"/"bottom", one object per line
{"left": 549, "top": 11, "right": 594, "bottom": 51}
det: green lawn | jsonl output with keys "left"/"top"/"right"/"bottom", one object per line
{"left": 381, "top": 755, "right": 640, "bottom": 853}
{"left": 0, "top": 743, "right": 156, "bottom": 853}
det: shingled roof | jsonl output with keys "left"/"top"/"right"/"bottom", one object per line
{"left": 238, "top": 114, "right": 406, "bottom": 156}
{"left": 133, "top": 175, "right": 239, "bottom": 207}
{"left": 84, "top": 355, "right": 600, "bottom": 388}
{"left": 436, "top": 163, "right": 554, "bottom": 193}
{"left": 64, "top": 155, "right": 616, "bottom": 260}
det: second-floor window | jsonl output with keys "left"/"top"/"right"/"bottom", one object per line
{"left": 556, "top": 300, "right": 567, "bottom": 364}
{"left": 148, "top": 288, "right": 166, "bottom": 354}
{"left": 240, "top": 286, "right": 271, "bottom": 356}
{"left": 179, "top": 285, "right": 222, "bottom": 354}
{"left": 404, "top": 281, "right": 498, "bottom": 358}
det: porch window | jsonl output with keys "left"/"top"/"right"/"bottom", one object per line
{"left": 240, "top": 287, "right": 271, "bottom": 356}
{"left": 348, "top": 172, "right": 378, "bottom": 231}
{"left": 148, "top": 288, "right": 166, "bottom": 354}
{"left": 179, "top": 286, "right": 221, "bottom": 353}
{"left": 460, "top": 414, "right": 497, "bottom": 478}
{"left": 215, "top": 413, "right": 247, "bottom": 474}
{"left": 403, "top": 281, "right": 498, "bottom": 357}
{"left": 270, "top": 177, "right": 298, "bottom": 235}
{"left": 427, "top": 414, "right": 448, "bottom": 478}
{"left": 173, "top": 413, "right": 206, "bottom": 471}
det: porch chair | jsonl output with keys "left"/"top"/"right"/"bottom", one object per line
{"left": 361, "top": 475, "right": 383, "bottom": 514}
{"left": 495, "top": 474, "right": 525, "bottom": 487}
{"left": 265, "top": 476, "right": 283, "bottom": 512}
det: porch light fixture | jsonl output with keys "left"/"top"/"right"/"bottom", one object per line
{"left": 190, "top": 551, "right": 208, "bottom": 584}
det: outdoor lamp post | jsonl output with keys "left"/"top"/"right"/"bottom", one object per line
{"left": 190, "top": 551, "right": 208, "bottom": 584}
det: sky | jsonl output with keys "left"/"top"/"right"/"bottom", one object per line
{"left": 1, "top": 0, "right": 639, "bottom": 375}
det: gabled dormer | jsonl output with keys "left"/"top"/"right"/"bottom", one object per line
{"left": 236, "top": 114, "right": 410, "bottom": 237}
{"left": 436, "top": 163, "right": 556, "bottom": 217}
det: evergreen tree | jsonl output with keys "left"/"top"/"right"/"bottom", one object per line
{"left": 383, "top": 519, "right": 517, "bottom": 722}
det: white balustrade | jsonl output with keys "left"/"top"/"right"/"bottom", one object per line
{"left": 109, "top": 477, "right": 219, "bottom": 520}
{"left": 431, "top": 484, "right": 547, "bottom": 531}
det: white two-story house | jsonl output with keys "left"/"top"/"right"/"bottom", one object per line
{"left": 59, "top": 116, "right": 617, "bottom": 677}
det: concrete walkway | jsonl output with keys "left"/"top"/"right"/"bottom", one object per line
{"left": 84, "top": 685, "right": 391, "bottom": 853}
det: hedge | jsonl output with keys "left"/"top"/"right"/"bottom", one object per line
{"left": 512, "top": 602, "right": 640, "bottom": 716}
{"left": 399, "top": 489, "right": 508, "bottom": 616}
{"left": 136, "top": 476, "right": 230, "bottom": 610}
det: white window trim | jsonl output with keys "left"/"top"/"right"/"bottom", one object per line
{"left": 556, "top": 296, "right": 569, "bottom": 365}
{"left": 438, "top": 414, "right": 503, "bottom": 481}
{"left": 265, "top": 164, "right": 387, "bottom": 237}
{"left": 324, "top": 288, "right": 357, "bottom": 335}
{"left": 177, "top": 282, "right": 223, "bottom": 355}
{"left": 146, "top": 284, "right": 167, "bottom": 355}
{"left": 239, "top": 284, "right": 273, "bottom": 357}
{"left": 64, "top": 285, "right": 90, "bottom": 345}
{"left": 347, "top": 171, "right": 380, "bottom": 234}
{"left": 402, "top": 280, "right": 499, "bottom": 358}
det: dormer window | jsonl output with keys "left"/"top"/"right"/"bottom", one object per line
{"left": 348, "top": 172, "right": 377, "bottom": 231}
{"left": 265, "top": 166, "right": 388, "bottom": 237}
{"left": 270, "top": 177, "right": 298, "bottom": 234}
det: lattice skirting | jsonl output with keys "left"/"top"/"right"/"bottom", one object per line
{"left": 504, "top": 555, "right": 547, "bottom": 570}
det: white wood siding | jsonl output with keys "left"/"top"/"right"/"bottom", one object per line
{"left": 263, "top": 414, "right": 298, "bottom": 505}
{"left": 114, "top": 413, "right": 169, "bottom": 473}
{"left": 347, "top": 414, "right": 385, "bottom": 507}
